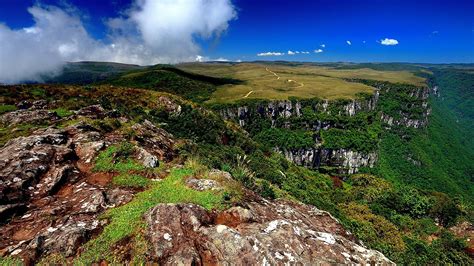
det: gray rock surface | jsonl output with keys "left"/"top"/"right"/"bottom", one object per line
{"left": 145, "top": 198, "right": 394, "bottom": 265}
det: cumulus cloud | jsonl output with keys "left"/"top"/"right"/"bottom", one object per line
{"left": 320, "top": 44, "right": 325, "bottom": 48}
{"left": 380, "top": 38, "right": 399, "bottom": 45}
{"left": 0, "top": 0, "right": 237, "bottom": 83}
{"left": 288, "top": 50, "right": 295, "bottom": 55}
{"left": 346, "top": 40, "right": 352, "bottom": 45}
{"left": 301, "top": 51, "right": 310, "bottom": 54}
{"left": 257, "top": 52, "right": 284, "bottom": 56}
{"left": 314, "top": 49, "right": 323, "bottom": 53}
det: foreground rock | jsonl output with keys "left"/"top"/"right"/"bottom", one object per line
{"left": 145, "top": 197, "right": 394, "bottom": 265}
{"left": 0, "top": 107, "right": 175, "bottom": 262}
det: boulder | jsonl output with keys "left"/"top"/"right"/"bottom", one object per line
{"left": 145, "top": 198, "right": 394, "bottom": 265}
{"left": 185, "top": 178, "right": 221, "bottom": 191}
{"left": 131, "top": 120, "right": 175, "bottom": 161}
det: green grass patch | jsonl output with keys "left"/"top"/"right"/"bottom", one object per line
{"left": 0, "top": 256, "right": 22, "bottom": 266}
{"left": 0, "top": 104, "right": 17, "bottom": 115}
{"left": 112, "top": 174, "right": 151, "bottom": 188}
{"left": 76, "top": 167, "right": 223, "bottom": 264}
{"left": 94, "top": 142, "right": 145, "bottom": 172}
{"left": 51, "top": 108, "right": 74, "bottom": 118}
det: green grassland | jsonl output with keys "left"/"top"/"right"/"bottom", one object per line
{"left": 178, "top": 62, "right": 426, "bottom": 103}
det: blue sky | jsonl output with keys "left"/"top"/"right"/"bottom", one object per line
{"left": 0, "top": 0, "right": 473, "bottom": 64}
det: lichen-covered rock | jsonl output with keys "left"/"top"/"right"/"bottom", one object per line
{"left": 132, "top": 120, "right": 175, "bottom": 161}
{"left": 136, "top": 147, "right": 159, "bottom": 168}
{"left": 0, "top": 109, "right": 59, "bottom": 126}
{"left": 145, "top": 198, "right": 394, "bottom": 265}
{"left": 0, "top": 128, "right": 69, "bottom": 203}
{"left": 185, "top": 178, "right": 221, "bottom": 191}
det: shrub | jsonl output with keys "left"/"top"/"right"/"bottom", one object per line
{"left": 340, "top": 202, "right": 406, "bottom": 254}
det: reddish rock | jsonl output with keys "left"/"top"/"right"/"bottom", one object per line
{"left": 145, "top": 197, "right": 394, "bottom": 265}
{"left": 131, "top": 120, "right": 175, "bottom": 161}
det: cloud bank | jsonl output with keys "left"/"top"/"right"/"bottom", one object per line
{"left": 380, "top": 38, "right": 399, "bottom": 45}
{"left": 257, "top": 52, "right": 284, "bottom": 56}
{"left": 0, "top": 0, "right": 237, "bottom": 83}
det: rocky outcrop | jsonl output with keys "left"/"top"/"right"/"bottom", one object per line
{"left": 0, "top": 106, "right": 176, "bottom": 262}
{"left": 145, "top": 196, "right": 394, "bottom": 265}
{"left": 131, "top": 120, "right": 175, "bottom": 162}
{"left": 278, "top": 147, "right": 377, "bottom": 174}
{"left": 0, "top": 109, "right": 60, "bottom": 126}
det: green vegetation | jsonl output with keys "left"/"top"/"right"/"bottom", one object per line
{"left": 77, "top": 167, "right": 224, "bottom": 264}
{"left": 254, "top": 128, "right": 313, "bottom": 149}
{"left": 94, "top": 142, "right": 145, "bottom": 172}
{"left": 42, "top": 61, "right": 143, "bottom": 84}
{"left": 0, "top": 256, "right": 22, "bottom": 266}
{"left": 0, "top": 104, "right": 16, "bottom": 115}
{"left": 51, "top": 107, "right": 74, "bottom": 118}
{"left": 371, "top": 74, "right": 474, "bottom": 204}
{"left": 112, "top": 174, "right": 151, "bottom": 188}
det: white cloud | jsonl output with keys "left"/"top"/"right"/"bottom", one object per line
{"left": 257, "top": 52, "right": 284, "bottom": 56}
{"left": 314, "top": 49, "right": 323, "bottom": 53}
{"left": 195, "top": 55, "right": 229, "bottom": 62}
{"left": 346, "top": 40, "right": 352, "bottom": 45}
{"left": 301, "top": 51, "right": 310, "bottom": 54}
{"left": 320, "top": 44, "right": 325, "bottom": 48}
{"left": 0, "top": 0, "right": 237, "bottom": 83}
{"left": 288, "top": 50, "right": 295, "bottom": 55}
{"left": 380, "top": 38, "right": 399, "bottom": 46}
{"left": 363, "top": 40, "right": 366, "bottom": 44}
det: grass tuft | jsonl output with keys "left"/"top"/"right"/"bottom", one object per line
{"left": 112, "top": 174, "right": 151, "bottom": 188}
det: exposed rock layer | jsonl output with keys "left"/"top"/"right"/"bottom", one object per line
{"left": 145, "top": 196, "right": 394, "bottom": 265}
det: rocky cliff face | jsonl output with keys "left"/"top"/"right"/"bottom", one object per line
{"left": 277, "top": 148, "right": 377, "bottom": 174}
{"left": 219, "top": 92, "right": 379, "bottom": 127}
{"left": 379, "top": 86, "right": 431, "bottom": 129}
{"left": 216, "top": 81, "right": 431, "bottom": 174}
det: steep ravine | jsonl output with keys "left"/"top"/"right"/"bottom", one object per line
{"left": 212, "top": 81, "right": 431, "bottom": 175}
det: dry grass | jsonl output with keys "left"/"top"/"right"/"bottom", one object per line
{"left": 178, "top": 62, "right": 426, "bottom": 103}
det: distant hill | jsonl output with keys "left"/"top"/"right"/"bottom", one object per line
{"left": 42, "top": 61, "right": 144, "bottom": 84}
{"left": 43, "top": 62, "right": 242, "bottom": 102}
